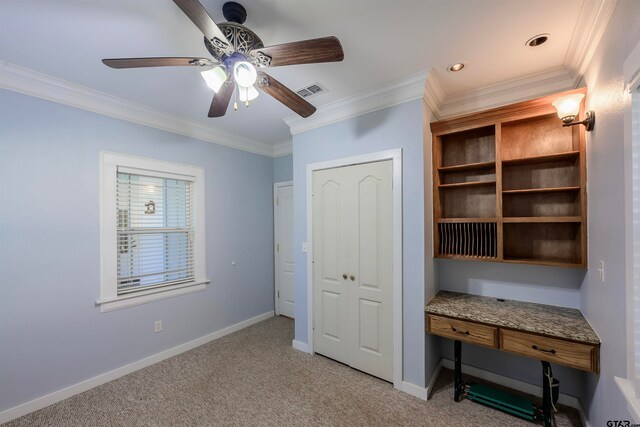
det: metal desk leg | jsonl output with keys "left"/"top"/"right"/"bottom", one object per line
{"left": 454, "top": 340, "right": 463, "bottom": 402}
{"left": 541, "top": 361, "right": 552, "bottom": 427}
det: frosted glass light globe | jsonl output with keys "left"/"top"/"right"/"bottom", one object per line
{"left": 233, "top": 61, "right": 257, "bottom": 88}
{"left": 552, "top": 93, "right": 584, "bottom": 121}
{"left": 200, "top": 66, "right": 227, "bottom": 93}
{"left": 239, "top": 85, "right": 259, "bottom": 102}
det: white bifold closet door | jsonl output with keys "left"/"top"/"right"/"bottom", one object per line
{"left": 312, "top": 159, "right": 393, "bottom": 382}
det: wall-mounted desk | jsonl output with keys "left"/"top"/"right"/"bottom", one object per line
{"left": 425, "top": 291, "right": 600, "bottom": 426}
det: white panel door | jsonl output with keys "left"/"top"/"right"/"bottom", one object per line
{"left": 276, "top": 184, "right": 295, "bottom": 318}
{"left": 313, "top": 160, "right": 393, "bottom": 382}
{"left": 313, "top": 173, "right": 350, "bottom": 362}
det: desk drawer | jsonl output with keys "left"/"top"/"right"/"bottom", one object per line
{"left": 500, "top": 329, "right": 599, "bottom": 373}
{"left": 427, "top": 315, "right": 498, "bottom": 348}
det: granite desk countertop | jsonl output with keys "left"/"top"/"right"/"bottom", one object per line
{"left": 425, "top": 291, "right": 600, "bottom": 345}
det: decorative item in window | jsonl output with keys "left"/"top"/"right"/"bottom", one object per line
{"left": 144, "top": 200, "right": 156, "bottom": 214}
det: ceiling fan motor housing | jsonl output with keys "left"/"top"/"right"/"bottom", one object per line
{"left": 222, "top": 2, "right": 246, "bottom": 24}
{"left": 205, "top": 2, "right": 264, "bottom": 62}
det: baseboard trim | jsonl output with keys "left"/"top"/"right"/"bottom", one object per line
{"left": 292, "top": 339, "right": 311, "bottom": 354}
{"left": 0, "top": 311, "right": 274, "bottom": 424}
{"left": 401, "top": 381, "right": 429, "bottom": 400}
{"left": 425, "top": 360, "right": 443, "bottom": 399}
{"left": 440, "top": 359, "right": 590, "bottom": 426}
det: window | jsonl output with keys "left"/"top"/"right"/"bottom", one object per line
{"left": 98, "top": 152, "right": 207, "bottom": 312}
{"left": 617, "top": 39, "right": 640, "bottom": 422}
{"left": 632, "top": 86, "right": 640, "bottom": 395}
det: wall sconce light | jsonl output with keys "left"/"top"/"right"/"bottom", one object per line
{"left": 144, "top": 200, "right": 156, "bottom": 214}
{"left": 551, "top": 93, "right": 595, "bottom": 131}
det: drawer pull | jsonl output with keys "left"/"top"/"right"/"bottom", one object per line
{"left": 532, "top": 345, "right": 556, "bottom": 354}
{"left": 451, "top": 327, "right": 470, "bottom": 335}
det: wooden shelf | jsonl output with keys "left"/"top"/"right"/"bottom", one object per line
{"left": 502, "top": 186, "right": 580, "bottom": 195}
{"left": 430, "top": 88, "right": 587, "bottom": 267}
{"left": 503, "top": 216, "right": 582, "bottom": 223}
{"left": 438, "top": 161, "right": 496, "bottom": 173}
{"left": 502, "top": 258, "right": 584, "bottom": 268}
{"left": 502, "top": 151, "right": 580, "bottom": 166}
{"left": 437, "top": 218, "right": 497, "bottom": 223}
{"left": 438, "top": 180, "right": 496, "bottom": 189}
{"left": 436, "top": 255, "right": 498, "bottom": 262}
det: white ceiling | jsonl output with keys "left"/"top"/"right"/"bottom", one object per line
{"left": 0, "top": 0, "right": 599, "bottom": 146}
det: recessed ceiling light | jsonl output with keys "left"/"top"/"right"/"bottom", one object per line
{"left": 526, "top": 33, "right": 550, "bottom": 47}
{"left": 448, "top": 63, "right": 465, "bottom": 72}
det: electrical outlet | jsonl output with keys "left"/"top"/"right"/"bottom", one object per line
{"left": 597, "top": 260, "right": 605, "bottom": 283}
{"left": 154, "top": 320, "right": 162, "bottom": 333}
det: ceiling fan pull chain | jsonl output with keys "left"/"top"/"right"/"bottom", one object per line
{"left": 233, "top": 85, "right": 239, "bottom": 111}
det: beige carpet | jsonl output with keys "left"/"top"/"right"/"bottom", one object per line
{"left": 5, "top": 316, "right": 582, "bottom": 426}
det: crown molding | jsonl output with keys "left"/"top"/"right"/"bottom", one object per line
{"left": 426, "top": 0, "right": 615, "bottom": 119}
{"left": 564, "top": 0, "right": 618, "bottom": 81}
{"left": 0, "top": 60, "right": 282, "bottom": 158}
{"left": 272, "top": 139, "right": 293, "bottom": 157}
{"left": 283, "top": 0, "right": 616, "bottom": 131}
{"left": 430, "top": 67, "right": 579, "bottom": 119}
{"left": 3, "top": 0, "right": 615, "bottom": 153}
{"left": 284, "top": 70, "right": 427, "bottom": 135}
{"left": 423, "top": 68, "right": 445, "bottom": 119}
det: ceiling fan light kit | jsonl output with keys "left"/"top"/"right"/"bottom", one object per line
{"left": 233, "top": 61, "right": 257, "bottom": 87}
{"left": 102, "top": 0, "right": 344, "bottom": 118}
{"left": 200, "top": 66, "right": 227, "bottom": 92}
{"left": 239, "top": 85, "right": 259, "bottom": 102}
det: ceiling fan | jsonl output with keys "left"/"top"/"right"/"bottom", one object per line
{"left": 102, "top": 0, "right": 344, "bottom": 118}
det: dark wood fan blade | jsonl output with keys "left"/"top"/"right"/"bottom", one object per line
{"left": 249, "top": 36, "right": 343, "bottom": 67}
{"left": 172, "top": 0, "right": 234, "bottom": 55}
{"left": 257, "top": 72, "right": 316, "bottom": 118}
{"left": 102, "top": 57, "right": 214, "bottom": 69}
{"left": 208, "top": 80, "right": 235, "bottom": 117}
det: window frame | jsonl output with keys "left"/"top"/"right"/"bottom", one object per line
{"left": 98, "top": 152, "right": 208, "bottom": 312}
{"left": 617, "top": 38, "right": 640, "bottom": 422}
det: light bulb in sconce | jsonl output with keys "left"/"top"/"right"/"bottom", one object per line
{"left": 552, "top": 93, "right": 595, "bottom": 131}
{"left": 239, "top": 85, "right": 259, "bottom": 104}
{"left": 233, "top": 61, "right": 257, "bottom": 88}
{"left": 201, "top": 66, "right": 227, "bottom": 93}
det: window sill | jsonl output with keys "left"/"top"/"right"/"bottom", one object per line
{"left": 96, "top": 280, "right": 210, "bottom": 312}
{"left": 615, "top": 376, "right": 640, "bottom": 423}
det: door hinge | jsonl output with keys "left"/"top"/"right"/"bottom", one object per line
{"left": 277, "top": 290, "right": 280, "bottom": 298}
{"left": 312, "top": 318, "right": 315, "bottom": 330}
{"left": 277, "top": 243, "right": 279, "bottom": 252}
{"left": 276, "top": 197, "right": 279, "bottom": 205}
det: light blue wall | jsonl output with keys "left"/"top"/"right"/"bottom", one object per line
{"left": 437, "top": 260, "right": 584, "bottom": 308}
{"left": 273, "top": 154, "right": 293, "bottom": 183}
{"left": 292, "top": 99, "right": 432, "bottom": 387}
{"left": 0, "top": 90, "right": 275, "bottom": 411}
{"left": 580, "top": 0, "right": 640, "bottom": 424}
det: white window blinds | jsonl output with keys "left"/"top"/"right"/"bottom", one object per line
{"left": 116, "top": 170, "right": 195, "bottom": 295}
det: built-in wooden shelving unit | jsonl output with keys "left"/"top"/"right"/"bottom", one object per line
{"left": 430, "top": 88, "right": 588, "bottom": 268}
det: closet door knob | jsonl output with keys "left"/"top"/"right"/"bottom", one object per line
{"left": 343, "top": 274, "right": 347, "bottom": 280}
{"left": 350, "top": 275, "right": 355, "bottom": 281}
